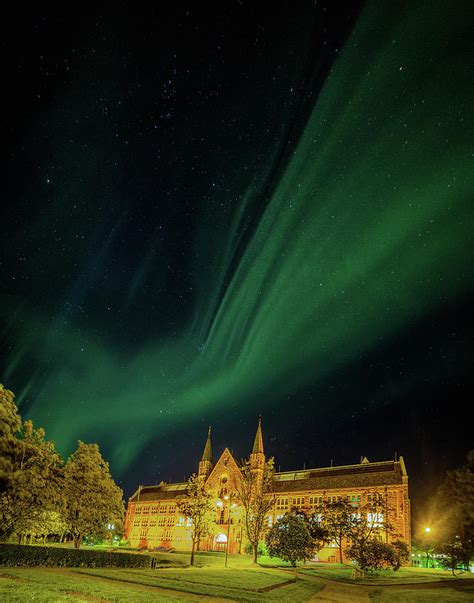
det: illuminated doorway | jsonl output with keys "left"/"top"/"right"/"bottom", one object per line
{"left": 213, "top": 532, "right": 227, "bottom": 552}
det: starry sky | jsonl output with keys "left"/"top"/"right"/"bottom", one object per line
{"left": 1, "top": 1, "right": 473, "bottom": 510}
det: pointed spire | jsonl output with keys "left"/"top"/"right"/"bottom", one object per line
{"left": 252, "top": 416, "right": 264, "bottom": 455}
{"left": 201, "top": 426, "right": 212, "bottom": 463}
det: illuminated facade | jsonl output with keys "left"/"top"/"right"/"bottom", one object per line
{"left": 124, "top": 420, "right": 411, "bottom": 560}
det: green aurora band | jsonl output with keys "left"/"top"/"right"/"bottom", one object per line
{"left": 3, "top": 1, "right": 472, "bottom": 472}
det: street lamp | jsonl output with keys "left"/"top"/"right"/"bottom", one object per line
{"left": 224, "top": 495, "right": 237, "bottom": 568}
{"left": 423, "top": 527, "right": 432, "bottom": 569}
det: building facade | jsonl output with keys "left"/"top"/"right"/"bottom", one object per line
{"left": 124, "top": 420, "right": 411, "bottom": 560}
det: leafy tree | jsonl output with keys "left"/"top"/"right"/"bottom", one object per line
{"left": 236, "top": 457, "right": 275, "bottom": 563}
{"left": 305, "top": 513, "right": 328, "bottom": 546}
{"left": 346, "top": 538, "right": 408, "bottom": 573}
{"left": 343, "top": 496, "right": 398, "bottom": 575}
{"left": 16, "top": 510, "right": 69, "bottom": 544}
{"left": 436, "top": 450, "right": 474, "bottom": 570}
{"left": 177, "top": 473, "right": 214, "bottom": 566}
{"left": 413, "top": 530, "right": 437, "bottom": 569}
{"left": 0, "top": 406, "right": 64, "bottom": 541}
{"left": 63, "top": 441, "right": 124, "bottom": 549}
{"left": 390, "top": 540, "right": 410, "bottom": 571}
{"left": 266, "top": 513, "right": 317, "bottom": 577}
{"left": 438, "top": 538, "right": 467, "bottom": 576}
{"left": 317, "top": 499, "right": 354, "bottom": 563}
{"left": 0, "top": 384, "right": 22, "bottom": 494}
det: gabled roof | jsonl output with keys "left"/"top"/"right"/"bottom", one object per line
{"left": 205, "top": 447, "right": 242, "bottom": 487}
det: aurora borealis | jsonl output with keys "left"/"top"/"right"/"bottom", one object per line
{"left": 1, "top": 2, "right": 472, "bottom": 499}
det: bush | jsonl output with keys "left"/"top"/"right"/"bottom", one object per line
{"left": 346, "top": 539, "right": 410, "bottom": 574}
{"left": 0, "top": 544, "right": 153, "bottom": 568}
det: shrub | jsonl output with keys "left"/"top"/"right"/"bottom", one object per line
{"left": 0, "top": 544, "right": 153, "bottom": 568}
{"left": 346, "top": 539, "right": 410, "bottom": 574}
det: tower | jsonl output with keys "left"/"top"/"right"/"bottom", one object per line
{"left": 198, "top": 426, "right": 213, "bottom": 481}
{"left": 249, "top": 416, "right": 265, "bottom": 484}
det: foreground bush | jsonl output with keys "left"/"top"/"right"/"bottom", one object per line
{"left": 0, "top": 544, "right": 152, "bottom": 568}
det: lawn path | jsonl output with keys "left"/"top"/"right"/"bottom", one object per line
{"left": 275, "top": 570, "right": 372, "bottom": 602}
{"left": 42, "top": 568, "right": 234, "bottom": 602}
{"left": 294, "top": 571, "right": 474, "bottom": 603}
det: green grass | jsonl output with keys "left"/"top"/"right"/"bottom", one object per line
{"left": 0, "top": 568, "right": 185, "bottom": 602}
{"left": 0, "top": 568, "right": 474, "bottom": 603}
{"left": 369, "top": 587, "right": 474, "bottom": 602}
{"left": 299, "top": 563, "right": 474, "bottom": 584}
{"left": 74, "top": 566, "right": 306, "bottom": 602}
{"left": 0, "top": 565, "right": 324, "bottom": 603}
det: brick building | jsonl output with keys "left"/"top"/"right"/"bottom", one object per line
{"left": 124, "top": 419, "right": 411, "bottom": 560}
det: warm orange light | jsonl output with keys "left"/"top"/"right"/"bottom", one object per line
{"left": 425, "top": 527, "right": 431, "bottom": 533}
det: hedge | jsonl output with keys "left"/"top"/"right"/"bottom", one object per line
{"left": 0, "top": 543, "right": 153, "bottom": 568}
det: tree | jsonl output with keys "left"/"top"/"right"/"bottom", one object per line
{"left": 0, "top": 384, "right": 22, "bottom": 495}
{"left": 317, "top": 499, "right": 354, "bottom": 563}
{"left": 63, "top": 441, "right": 124, "bottom": 549}
{"left": 438, "top": 538, "right": 467, "bottom": 576}
{"left": 266, "top": 513, "right": 317, "bottom": 577}
{"left": 436, "top": 451, "right": 474, "bottom": 570}
{"left": 0, "top": 404, "right": 64, "bottom": 542}
{"left": 344, "top": 496, "right": 397, "bottom": 575}
{"left": 237, "top": 457, "right": 275, "bottom": 563}
{"left": 390, "top": 540, "right": 410, "bottom": 571}
{"left": 346, "top": 538, "right": 408, "bottom": 573}
{"left": 177, "top": 473, "right": 214, "bottom": 566}
{"left": 15, "top": 509, "right": 69, "bottom": 544}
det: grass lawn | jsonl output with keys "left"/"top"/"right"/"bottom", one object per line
{"left": 369, "top": 587, "right": 474, "bottom": 602}
{"left": 298, "top": 562, "right": 474, "bottom": 584}
{"left": 0, "top": 568, "right": 186, "bottom": 602}
{"left": 2, "top": 548, "right": 473, "bottom": 602}
{"left": 0, "top": 565, "right": 323, "bottom": 602}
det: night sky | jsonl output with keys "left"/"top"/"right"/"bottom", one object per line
{"left": 1, "top": 1, "right": 472, "bottom": 514}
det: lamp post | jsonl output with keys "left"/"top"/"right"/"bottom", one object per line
{"left": 423, "top": 527, "right": 432, "bottom": 569}
{"left": 224, "top": 495, "right": 236, "bottom": 568}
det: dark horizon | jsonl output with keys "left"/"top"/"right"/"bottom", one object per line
{"left": 1, "top": 0, "right": 472, "bottom": 519}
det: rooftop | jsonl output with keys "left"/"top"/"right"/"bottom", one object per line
{"left": 129, "top": 457, "right": 407, "bottom": 502}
